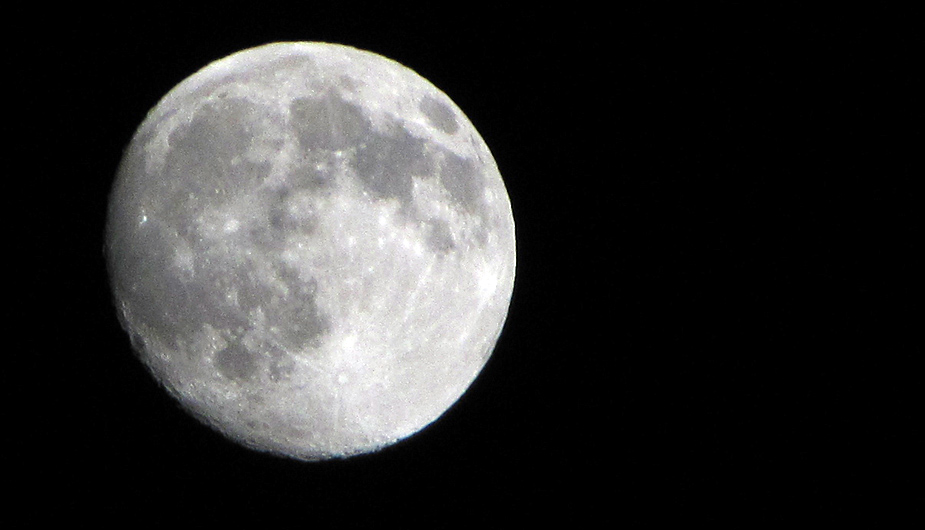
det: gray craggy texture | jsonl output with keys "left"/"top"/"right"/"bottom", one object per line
{"left": 106, "top": 42, "right": 515, "bottom": 460}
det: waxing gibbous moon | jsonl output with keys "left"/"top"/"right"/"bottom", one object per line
{"left": 105, "top": 42, "right": 515, "bottom": 460}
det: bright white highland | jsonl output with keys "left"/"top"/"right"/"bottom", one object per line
{"left": 106, "top": 42, "right": 515, "bottom": 460}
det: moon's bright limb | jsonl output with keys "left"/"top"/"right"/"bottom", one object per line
{"left": 106, "top": 42, "right": 516, "bottom": 460}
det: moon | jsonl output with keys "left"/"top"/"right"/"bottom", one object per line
{"left": 105, "top": 42, "right": 516, "bottom": 460}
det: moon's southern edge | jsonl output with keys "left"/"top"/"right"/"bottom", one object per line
{"left": 105, "top": 42, "right": 516, "bottom": 460}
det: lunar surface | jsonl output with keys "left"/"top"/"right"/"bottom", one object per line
{"left": 106, "top": 42, "right": 515, "bottom": 460}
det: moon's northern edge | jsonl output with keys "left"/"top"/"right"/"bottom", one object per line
{"left": 106, "top": 43, "right": 515, "bottom": 460}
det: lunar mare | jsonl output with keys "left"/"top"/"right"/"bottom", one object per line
{"left": 106, "top": 42, "right": 515, "bottom": 460}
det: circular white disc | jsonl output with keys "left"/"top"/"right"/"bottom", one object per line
{"left": 106, "top": 42, "right": 516, "bottom": 460}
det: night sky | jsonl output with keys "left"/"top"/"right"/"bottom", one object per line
{"left": 14, "top": 4, "right": 915, "bottom": 524}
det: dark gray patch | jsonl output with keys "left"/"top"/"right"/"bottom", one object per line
{"left": 163, "top": 98, "right": 271, "bottom": 205}
{"left": 222, "top": 265, "right": 266, "bottom": 315}
{"left": 268, "top": 190, "right": 318, "bottom": 235}
{"left": 290, "top": 93, "right": 369, "bottom": 151}
{"left": 249, "top": 187, "right": 321, "bottom": 251}
{"left": 354, "top": 126, "right": 431, "bottom": 206}
{"left": 268, "top": 269, "right": 331, "bottom": 352}
{"left": 171, "top": 260, "right": 260, "bottom": 336}
{"left": 268, "top": 204, "right": 317, "bottom": 235}
{"left": 439, "top": 153, "right": 483, "bottom": 212}
{"left": 337, "top": 74, "right": 359, "bottom": 93}
{"left": 419, "top": 95, "right": 458, "bottom": 134}
{"left": 278, "top": 299, "right": 330, "bottom": 350}
{"left": 214, "top": 343, "right": 258, "bottom": 381}
{"left": 424, "top": 218, "right": 455, "bottom": 253}
{"left": 248, "top": 191, "right": 285, "bottom": 251}
{"left": 112, "top": 224, "right": 217, "bottom": 348}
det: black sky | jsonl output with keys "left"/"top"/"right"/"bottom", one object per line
{"left": 13, "top": 4, "right": 916, "bottom": 525}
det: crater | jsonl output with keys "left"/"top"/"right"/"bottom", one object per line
{"left": 214, "top": 342, "right": 258, "bottom": 381}
{"left": 337, "top": 74, "right": 359, "bottom": 93}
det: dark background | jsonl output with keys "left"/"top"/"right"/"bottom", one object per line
{"left": 15, "top": 4, "right": 916, "bottom": 524}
